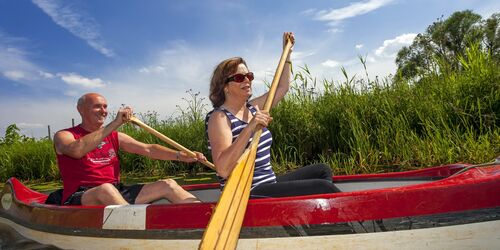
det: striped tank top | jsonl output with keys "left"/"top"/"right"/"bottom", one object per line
{"left": 205, "top": 103, "right": 277, "bottom": 189}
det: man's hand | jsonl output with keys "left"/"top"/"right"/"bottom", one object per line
{"left": 179, "top": 151, "right": 207, "bottom": 163}
{"left": 114, "top": 106, "right": 133, "bottom": 126}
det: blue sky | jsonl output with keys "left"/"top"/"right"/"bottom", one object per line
{"left": 1, "top": 0, "right": 498, "bottom": 138}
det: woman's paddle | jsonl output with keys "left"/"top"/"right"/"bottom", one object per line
{"left": 199, "top": 34, "right": 293, "bottom": 250}
{"left": 129, "top": 116, "right": 215, "bottom": 170}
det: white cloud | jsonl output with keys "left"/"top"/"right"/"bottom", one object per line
{"left": 32, "top": 0, "right": 114, "bottom": 58}
{"left": 475, "top": 2, "right": 500, "bottom": 18}
{"left": 0, "top": 97, "right": 77, "bottom": 138}
{"left": 301, "top": 8, "right": 317, "bottom": 16}
{"left": 135, "top": 41, "right": 212, "bottom": 86}
{"left": 3, "top": 70, "right": 29, "bottom": 81}
{"left": 355, "top": 44, "right": 364, "bottom": 49}
{"left": 64, "top": 90, "right": 79, "bottom": 97}
{"left": 39, "top": 70, "right": 55, "bottom": 79}
{"left": 327, "top": 28, "right": 342, "bottom": 33}
{"left": 17, "top": 122, "right": 45, "bottom": 128}
{"left": 58, "top": 73, "right": 107, "bottom": 88}
{"left": 139, "top": 65, "right": 166, "bottom": 74}
{"left": 311, "top": 33, "right": 417, "bottom": 83}
{"left": 374, "top": 33, "right": 417, "bottom": 58}
{"left": 0, "top": 32, "right": 41, "bottom": 82}
{"left": 316, "top": 0, "right": 394, "bottom": 23}
{"left": 322, "top": 60, "right": 341, "bottom": 68}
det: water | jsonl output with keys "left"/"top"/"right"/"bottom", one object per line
{"left": 0, "top": 223, "right": 60, "bottom": 250}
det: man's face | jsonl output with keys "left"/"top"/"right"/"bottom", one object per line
{"left": 81, "top": 95, "right": 108, "bottom": 125}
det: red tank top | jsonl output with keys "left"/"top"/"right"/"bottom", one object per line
{"left": 56, "top": 125, "right": 120, "bottom": 203}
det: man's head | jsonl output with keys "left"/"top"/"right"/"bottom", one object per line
{"left": 77, "top": 93, "right": 108, "bottom": 127}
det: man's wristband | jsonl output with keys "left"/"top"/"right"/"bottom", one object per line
{"left": 176, "top": 151, "right": 181, "bottom": 161}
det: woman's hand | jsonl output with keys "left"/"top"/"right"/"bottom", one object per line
{"left": 283, "top": 32, "right": 295, "bottom": 52}
{"left": 248, "top": 106, "right": 273, "bottom": 133}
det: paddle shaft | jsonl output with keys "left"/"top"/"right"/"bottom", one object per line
{"left": 451, "top": 156, "right": 500, "bottom": 176}
{"left": 199, "top": 35, "right": 293, "bottom": 250}
{"left": 129, "top": 116, "right": 215, "bottom": 170}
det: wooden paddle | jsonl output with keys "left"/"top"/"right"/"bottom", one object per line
{"left": 451, "top": 155, "right": 500, "bottom": 176}
{"left": 199, "top": 34, "right": 293, "bottom": 250}
{"left": 129, "top": 116, "right": 215, "bottom": 170}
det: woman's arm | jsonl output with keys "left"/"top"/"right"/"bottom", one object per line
{"left": 207, "top": 110, "right": 271, "bottom": 178}
{"left": 250, "top": 32, "right": 294, "bottom": 109}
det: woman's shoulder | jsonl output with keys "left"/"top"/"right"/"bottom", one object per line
{"left": 206, "top": 108, "right": 229, "bottom": 124}
{"left": 206, "top": 109, "right": 233, "bottom": 132}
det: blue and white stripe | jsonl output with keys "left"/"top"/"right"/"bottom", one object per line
{"left": 205, "top": 103, "right": 277, "bottom": 189}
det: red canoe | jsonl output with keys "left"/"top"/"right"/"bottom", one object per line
{"left": 1, "top": 163, "right": 499, "bottom": 249}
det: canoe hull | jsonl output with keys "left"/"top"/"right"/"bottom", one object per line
{"left": 1, "top": 217, "right": 499, "bottom": 250}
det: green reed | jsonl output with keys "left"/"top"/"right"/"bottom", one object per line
{"left": 0, "top": 140, "right": 59, "bottom": 181}
{"left": 270, "top": 44, "right": 499, "bottom": 174}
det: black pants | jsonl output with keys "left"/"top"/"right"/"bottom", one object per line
{"left": 250, "top": 163, "right": 340, "bottom": 198}
{"left": 45, "top": 183, "right": 145, "bottom": 205}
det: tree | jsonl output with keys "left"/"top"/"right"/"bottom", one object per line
{"left": 483, "top": 13, "right": 500, "bottom": 60}
{"left": 0, "top": 124, "right": 34, "bottom": 145}
{"left": 2, "top": 124, "right": 22, "bottom": 145}
{"left": 395, "top": 10, "right": 498, "bottom": 80}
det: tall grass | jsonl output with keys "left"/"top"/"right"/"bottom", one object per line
{"left": 270, "top": 44, "right": 499, "bottom": 174}
{"left": 0, "top": 140, "right": 59, "bottom": 181}
{"left": 0, "top": 45, "right": 498, "bottom": 182}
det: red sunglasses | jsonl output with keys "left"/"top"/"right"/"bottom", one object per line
{"left": 225, "top": 72, "right": 254, "bottom": 83}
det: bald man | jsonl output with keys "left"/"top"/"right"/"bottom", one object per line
{"left": 53, "top": 93, "right": 206, "bottom": 206}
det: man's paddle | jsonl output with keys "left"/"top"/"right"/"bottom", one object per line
{"left": 199, "top": 34, "right": 293, "bottom": 250}
{"left": 451, "top": 155, "right": 500, "bottom": 176}
{"left": 129, "top": 116, "right": 215, "bottom": 170}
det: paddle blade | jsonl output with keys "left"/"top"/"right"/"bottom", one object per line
{"left": 221, "top": 148, "right": 256, "bottom": 249}
{"left": 199, "top": 148, "right": 254, "bottom": 250}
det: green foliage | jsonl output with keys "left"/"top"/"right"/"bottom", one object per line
{"left": 269, "top": 42, "right": 499, "bottom": 174}
{"left": 0, "top": 139, "right": 58, "bottom": 181}
{"left": 0, "top": 124, "right": 35, "bottom": 145}
{"left": 396, "top": 10, "right": 498, "bottom": 80}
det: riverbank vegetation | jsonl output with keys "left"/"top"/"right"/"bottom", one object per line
{"left": 1, "top": 10, "right": 498, "bottom": 183}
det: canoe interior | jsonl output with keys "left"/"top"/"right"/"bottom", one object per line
{"left": 157, "top": 177, "right": 441, "bottom": 203}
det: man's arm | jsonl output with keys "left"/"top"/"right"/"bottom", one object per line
{"left": 118, "top": 132, "right": 205, "bottom": 163}
{"left": 54, "top": 106, "right": 131, "bottom": 158}
{"left": 54, "top": 120, "right": 121, "bottom": 158}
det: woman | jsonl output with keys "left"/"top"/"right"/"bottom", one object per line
{"left": 206, "top": 32, "right": 340, "bottom": 198}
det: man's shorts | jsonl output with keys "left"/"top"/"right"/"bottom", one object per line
{"left": 63, "top": 183, "right": 144, "bottom": 205}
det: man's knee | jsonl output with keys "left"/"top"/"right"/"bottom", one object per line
{"left": 159, "top": 179, "right": 181, "bottom": 190}
{"left": 97, "top": 183, "right": 119, "bottom": 194}
{"left": 89, "top": 183, "right": 121, "bottom": 201}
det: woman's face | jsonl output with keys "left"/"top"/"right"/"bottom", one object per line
{"left": 225, "top": 63, "right": 253, "bottom": 100}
